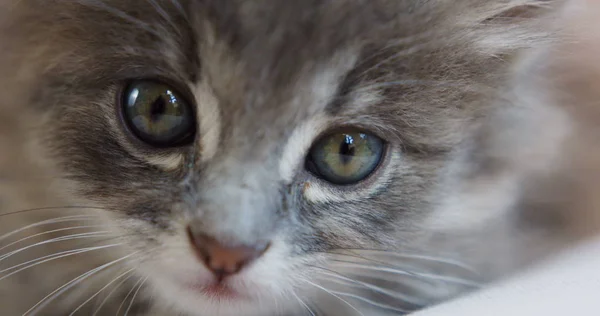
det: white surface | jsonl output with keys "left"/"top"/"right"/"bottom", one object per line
{"left": 413, "top": 235, "right": 600, "bottom": 316}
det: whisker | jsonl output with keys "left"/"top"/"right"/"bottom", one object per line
{"left": 329, "top": 249, "right": 481, "bottom": 276}
{"left": 0, "top": 214, "right": 103, "bottom": 241}
{"left": 317, "top": 252, "right": 432, "bottom": 284}
{"left": 291, "top": 291, "right": 316, "bottom": 316}
{"left": 329, "top": 260, "right": 481, "bottom": 288}
{"left": 0, "top": 243, "right": 122, "bottom": 282}
{"left": 0, "top": 225, "right": 116, "bottom": 253}
{"left": 301, "top": 279, "right": 365, "bottom": 316}
{"left": 24, "top": 251, "right": 139, "bottom": 316}
{"left": 312, "top": 268, "right": 426, "bottom": 306}
{"left": 68, "top": 268, "right": 135, "bottom": 316}
{"left": 0, "top": 231, "right": 114, "bottom": 262}
{"left": 92, "top": 272, "right": 137, "bottom": 316}
{"left": 0, "top": 244, "right": 117, "bottom": 275}
{"left": 117, "top": 276, "right": 145, "bottom": 316}
{"left": 0, "top": 206, "right": 121, "bottom": 219}
{"left": 327, "top": 289, "right": 410, "bottom": 315}
{"left": 124, "top": 276, "right": 148, "bottom": 316}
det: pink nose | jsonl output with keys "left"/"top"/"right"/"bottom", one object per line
{"left": 187, "top": 227, "right": 270, "bottom": 280}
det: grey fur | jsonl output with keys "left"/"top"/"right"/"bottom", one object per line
{"left": 0, "top": 1, "right": 592, "bottom": 316}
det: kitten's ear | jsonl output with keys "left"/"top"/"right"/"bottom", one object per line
{"left": 464, "top": 1, "right": 561, "bottom": 55}
{"left": 483, "top": 1, "right": 554, "bottom": 20}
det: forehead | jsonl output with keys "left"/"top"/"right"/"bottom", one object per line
{"left": 191, "top": 0, "right": 445, "bottom": 135}
{"left": 196, "top": 0, "right": 429, "bottom": 77}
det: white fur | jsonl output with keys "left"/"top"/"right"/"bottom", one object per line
{"left": 144, "top": 153, "right": 185, "bottom": 170}
{"left": 191, "top": 80, "right": 222, "bottom": 163}
{"left": 279, "top": 116, "right": 329, "bottom": 184}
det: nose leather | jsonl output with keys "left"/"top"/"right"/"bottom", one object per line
{"left": 187, "top": 226, "right": 270, "bottom": 280}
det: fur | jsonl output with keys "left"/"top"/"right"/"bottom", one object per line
{"left": 1, "top": 1, "right": 597, "bottom": 315}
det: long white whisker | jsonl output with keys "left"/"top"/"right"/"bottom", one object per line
{"left": 23, "top": 251, "right": 138, "bottom": 316}
{"left": 0, "top": 215, "right": 102, "bottom": 242}
{"left": 0, "top": 231, "right": 113, "bottom": 262}
{"left": 117, "top": 276, "right": 145, "bottom": 316}
{"left": 0, "top": 244, "right": 121, "bottom": 282}
{"left": 0, "top": 245, "right": 117, "bottom": 275}
{"left": 329, "top": 261, "right": 481, "bottom": 288}
{"left": 124, "top": 276, "right": 148, "bottom": 316}
{"left": 315, "top": 270, "right": 425, "bottom": 306}
{"left": 92, "top": 272, "right": 136, "bottom": 316}
{"left": 291, "top": 291, "right": 316, "bottom": 316}
{"left": 320, "top": 255, "right": 434, "bottom": 285}
{"left": 68, "top": 268, "right": 135, "bottom": 316}
{"left": 328, "top": 289, "right": 410, "bottom": 314}
{"left": 334, "top": 250, "right": 480, "bottom": 275}
{"left": 302, "top": 279, "right": 365, "bottom": 316}
{"left": 0, "top": 225, "right": 114, "bottom": 253}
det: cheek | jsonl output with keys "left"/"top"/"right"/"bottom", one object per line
{"left": 300, "top": 201, "right": 401, "bottom": 251}
{"left": 231, "top": 239, "right": 306, "bottom": 297}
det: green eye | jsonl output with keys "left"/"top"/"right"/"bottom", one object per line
{"left": 306, "top": 130, "right": 385, "bottom": 185}
{"left": 121, "top": 80, "right": 196, "bottom": 147}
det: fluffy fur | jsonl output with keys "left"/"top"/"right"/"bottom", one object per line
{"left": 0, "top": 1, "right": 597, "bottom": 315}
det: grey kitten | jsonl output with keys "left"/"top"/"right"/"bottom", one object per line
{"left": 0, "top": 1, "right": 594, "bottom": 316}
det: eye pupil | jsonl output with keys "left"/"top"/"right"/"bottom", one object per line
{"left": 150, "top": 97, "right": 167, "bottom": 122}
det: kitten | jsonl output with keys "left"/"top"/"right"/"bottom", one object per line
{"left": 0, "top": 1, "right": 596, "bottom": 316}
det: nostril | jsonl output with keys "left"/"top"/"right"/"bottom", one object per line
{"left": 186, "top": 226, "right": 270, "bottom": 279}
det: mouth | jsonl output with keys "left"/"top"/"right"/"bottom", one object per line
{"left": 186, "top": 281, "right": 245, "bottom": 300}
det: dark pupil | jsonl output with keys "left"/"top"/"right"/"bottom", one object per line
{"left": 339, "top": 134, "right": 356, "bottom": 165}
{"left": 150, "top": 96, "right": 167, "bottom": 122}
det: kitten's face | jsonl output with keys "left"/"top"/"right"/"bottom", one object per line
{"left": 0, "top": 1, "right": 559, "bottom": 315}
